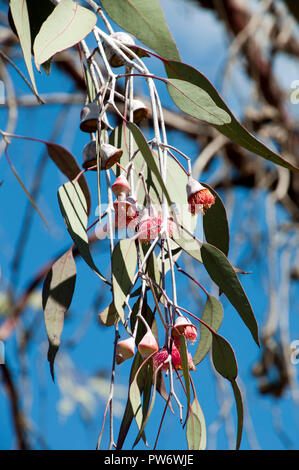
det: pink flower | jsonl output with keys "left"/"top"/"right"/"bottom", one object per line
{"left": 137, "top": 215, "right": 173, "bottom": 243}
{"left": 153, "top": 344, "right": 196, "bottom": 371}
{"left": 186, "top": 177, "right": 215, "bottom": 215}
{"left": 171, "top": 316, "right": 198, "bottom": 344}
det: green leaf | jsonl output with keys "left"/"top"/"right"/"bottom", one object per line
{"left": 186, "top": 398, "right": 207, "bottom": 450}
{"left": 212, "top": 333, "right": 238, "bottom": 381}
{"left": 201, "top": 242, "right": 259, "bottom": 346}
{"left": 42, "top": 249, "right": 76, "bottom": 381}
{"left": 165, "top": 61, "right": 299, "bottom": 173}
{"left": 167, "top": 78, "right": 231, "bottom": 126}
{"left": 211, "top": 332, "right": 244, "bottom": 449}
{"left": 127, "top": 123, "right": 173, "bottom": 206}
{"left": 112, "top": 239, "right": 137, "bottom": 324}
{"left": 180, "top": 335, "right": 191, "bottom": 426}
{"left": 98, "top": 302, "right": 119, "bottom": 327}
{"left": 116, "top": 352, "right": 143, "bottom": 450}
{"left": 33, "top": 0, "right": 97, "bottom": 71}
{"left": 101, "top": 0, "right": 180, "bottom": 61}
{"left": 133, "top": 363, "right": 158, "bottom": 449}
{"left": 231, "top": 379, "right": 244, "bottom": 450}
{"left": 202, "top": 184, "right": 229, "bottom": 256}
{"left": 129, "top": 359, "right": 151, "bottom": 446}
{"left": 193, "top": 295, "right": 223, "bottom": 365}
{"left": 57, "top": 180, "right": 107, "bottom": 283}
{"left": 9, "top": 0, "right": 38, "bottom": 94}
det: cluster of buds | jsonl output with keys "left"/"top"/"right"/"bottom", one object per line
{"left": 186, "top": 176, "right": 215, "bottom": 215}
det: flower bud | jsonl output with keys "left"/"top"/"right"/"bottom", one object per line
{"left": 138, "top": 330, "right": 159, "bottom": 358}
{"left": 114, "top": 197, "right": 138, "bottom": 229}
{"left": 116, "top": 337, "right": 135, "bottom": 364}
{"left": 186, "top": 176, "right": 215, "bottom": 215}
{"left": 112, "top": 174, "right": 131, "bottom": 198}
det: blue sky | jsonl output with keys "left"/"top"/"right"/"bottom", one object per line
{"left": 0, "top": 0, "right": 299, "bottom": 450}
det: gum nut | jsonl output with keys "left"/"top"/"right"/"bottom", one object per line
{"left": 82, "top": 140, "right": 97, "bottom": 170}
{"left": 131, "top": 99, "right": 150, "bottom": 124}
{"left": 112, "top": 174, "right": 131, "bottom": 197}
{"left": 100, "top": 144, "right": 123, "bottom": 170}
{"left": 103, "top": 32, "right": 135, "bottom": 68}
{"left": 79, "top": 102, "right": 100, "bottom": 133}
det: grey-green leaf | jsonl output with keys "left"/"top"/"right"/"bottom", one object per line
{"left": 231, "top": 379, "right": 244, "bottom": 450}
{"left": 186, "top": 398, "right": 207, "bottom": 450}
{"left": 57, "top": 180, "right": 107, "bottom": 283}
{"left": 42, "top": 249, "right": 76, "bottom": 381}
{"left": 194, "top": 295, "right": 223, "bottom": 365}
{"left": 101, "top": 0, "right": 180, "bottom": 61}
{"left": 9, "top": 0, "right": 38, "bottom": 94}
{"left": 167, "top": 78, "right": 231, "bottom": 126}
{"left": 112, "top": 239, "right": 137, "bottom": 324}
{"left": 33, "top": 0, "right": 97, "bottom": 70}
{"left": 212, "top": 333, "right": 238, "bottom": 381}
{"left": 202, "top": 184, "right": 229, "bottom": 256}
{"left": 165, "top": 60, "right": 299, "bottom": 173}
{"left": 98, "top": 302, "right": 119, "bottom": 327}
{"left": 201, "top": 242, "right": 259, "bottom": 346}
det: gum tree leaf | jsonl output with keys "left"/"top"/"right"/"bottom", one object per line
{"left": 186, "top": 398, "right": 207, "bottom": 450}
{"left": 193, "top": 295, "right": 223, "bottom": 365}
{"left": 127, "top": 123, "right": 172, "bottom": 206}
{"left": 201, "top": 242, "right": 259, "bottom": 346}
{"left": 112, "top": 239, "right": 137, "bottom": 324}
{"left": 167, "top": 78, "right": 231, "bottom": 126}
{"left": 58, "top": 180, "right": 107, "bottom": 283}
{"left": 201, "top": 183, "right": 229, "bottom": 256}
{"left": 180, "top": 335, "right": 191, "bottom": 425}
{"left": 211, "top": 332, "right": 244, "bottom": 449}
{"left": 212, "top": 333, "right": 238, "bottom": 381}
{"left": 101, "top": 0, "right": 180, "bottom": 61}
{"left": 9, "top": 0, "right": 38, "bottom": 94}
{"left": 42, "top": 249, "right": 76, "bottom": 381}
{"left": 116, "top": 352, "right": 143, "bottom": 450}
{"left": 231, "top": 379, "right": 244, "bottom": 450}
{"left": 98, "top": 302, "right": 119, "bottom": 327}
{"left": 165, "top": 60, "right": 299, "bottom": 173}
{"left": 33, "top": 0, "right": 97, "bottom": 71}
